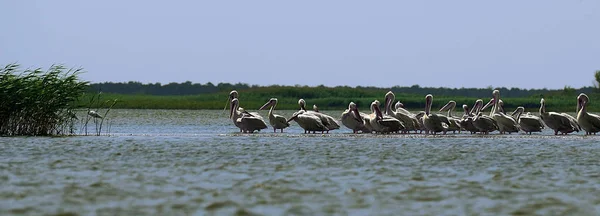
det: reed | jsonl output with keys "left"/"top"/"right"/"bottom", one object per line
{"left": 0, "top": 64, "right": 89, "bottom": 136}
{"left": 80, "top": 91, "right": 118, "bottom": 136}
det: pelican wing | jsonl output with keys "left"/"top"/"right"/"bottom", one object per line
{"left": 271, "top": 114, "right": 290, "bottom": 129}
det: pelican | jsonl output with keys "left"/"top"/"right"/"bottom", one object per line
{"left": 341, "top": 102, "right": 370, "bottom": 133}
{"left": 539, "top": 98, "right": 579, "bottom": 135}
{"left": 298, "top": 99, "right": 340, "bottom": 132}
{"left": 422, "top": 94, "right": 448, "bottom": 135}
{"left": 227, "top": 90, "right": 262, "bottom": 132}
{"left": 229, "top": 98, "right": 268, "bottom": 133}
{"left": 368, "top": 100, "right": 403, "bottom": 133}
{"left": 413, "top": 111, "right": 427, "bottom": 133}
{"left": 287, "top": 109, "right": 328, "bottom": 133}
{"left": 576, "top": 93, "right": 600, "bottom": 135}
{"left": 395, "top": 101, "right": 421, "bottom": 133}
{"left": 88, "top": 110, "right": 102, "bottom": 119}
{"left": 313, "top": 104, "right": 320, "bottom": 112}
{"left": 439, "top": 100, "right": 462, "bottom": 133}
{"left": 383, "top": 91, "right": 415, "bottom": 133}
{"left": 482, "top": 90, "right": 519, "bottom": 134}
{"left": 472, "top": 99, "right": 498, "bottom": 134}
{"left": 459, "top": 104, "right": 478, "bottom": 134}
{"left": 259, "top": 98, "right": 290, "bottom": 133}
{"left": 511, "top": 106, "right": 544, "bottom": 134}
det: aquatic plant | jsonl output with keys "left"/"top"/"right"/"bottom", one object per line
{"left": 0, "top": 64, "right": 89, "bottom": 136}
{"left": 80, "top": 90, "right": 118, "bottom": 136}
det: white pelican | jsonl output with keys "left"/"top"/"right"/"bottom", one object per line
{"left": 576, "top": 93, "right": 600, "bottom": 135}
{"left": 367, "top": 100, "right": 403, "bottom": 133}
{"left": 227, "top": 90, "right": 263, "bottom": 132}
{"left": 259, "top": 98, "right": 290, "bottom": 133}
{"left": 413, "top": 111, "right": 427, "bottom": 133}
{"left": 313, "top": 104, "right": 320, "bottom": 112}
{"left": 383, "top": 91, "right": 415, "bottom": 133}
{"left": 229, "top": 98, "right": 268, "bottom": 133}
{"left": 374, "top": 99, "right": 404, "bottom": 133}
{"left": 340, "top": 102, "right": 370, "bottom": 133}
{"left": 511, "top": 106, "right": 544, "bottom": 134}
{"left": 287, "top": 109, "right": 328, "bottom": 133}
{"left": 472, "top": 99, "right": 498, "bottom": 134}
{"left": 539, "top": 98, "right": 579, "bottom": 135}
{"left": 422, "top": 94, "right": 449, "bottom": 135}
{"left": 482, "top": 90, "right": 519, "bottom": 134}
{"left": 88, "top": 110, "right": 102, "bottom": 119}
{"left": 459, "top": 104, "right": 478, "bottom": 134}
{"left": 298, "top": 99, "right": 340, "bottom": 132}
{"left": 439, "top": 100, "right": 462, "bottom": 133}
{"left": 394, "top": 101, "right": 421, "bottom": 133}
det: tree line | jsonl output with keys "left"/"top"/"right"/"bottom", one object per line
{"left": 89, "top": 81, "right": 596, "bottom": 98}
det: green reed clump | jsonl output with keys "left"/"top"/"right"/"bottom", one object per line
{"left": 0, "top": 64, "right": 89, "bottom": 136}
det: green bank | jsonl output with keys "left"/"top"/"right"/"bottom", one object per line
{"left": 77, "top": 87, "right": 595, "bottom": 112}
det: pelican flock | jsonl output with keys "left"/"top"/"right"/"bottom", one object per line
{"left": 225, "top": 89, "right": 597, "bottom": 136}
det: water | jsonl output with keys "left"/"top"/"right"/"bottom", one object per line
{"left": 1, "top": 109, "right": 600, "bottom": 215}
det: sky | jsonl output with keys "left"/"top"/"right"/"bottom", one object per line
{"left": 1, "top": 0, "right": 599, "bottom": 89}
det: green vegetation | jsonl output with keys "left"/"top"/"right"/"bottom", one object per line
{"left": 79, "top": 85, "right": 597, "bottom": 112}
{"left": 0, "top": 64, "right": 88, "bottom": 136}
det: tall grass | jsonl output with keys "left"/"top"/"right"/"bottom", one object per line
{"left": 0, "top": 64, "right": 88, "bottom": 136}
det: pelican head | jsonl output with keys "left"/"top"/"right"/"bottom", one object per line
{"left": 425, "top": 94, "right": 433, "bottom": 115}
{"left": 539, "top": 98, "right": 546, "bottom": 114}
{"left": 349, "top": 102, "right": 362, "bottom": 121}
{"left": 473, "top": 99, "right": 484, "bottom": 114}
{"left": 229, "top": 90, "right": 239, "bottom": 100}
{"left": 492, "top": 89, "right": 500, "bottom": 99}
{"left": 384, "top": 91, "right": 395, "bottom": 113}
{"left": 259, "top": 98, "right": 277, "bottom": 110}
{"left": 577, "top": 93, "right": 589, "bottom": 113}
{"left": 395, "top": 101, "right": 403, "bottom": 110}
{"left": 371, "top": 101, "right": 383, "bottom": 120}
{"left": 224, "top": 90, "right": 240, "bottom": 111}
{"left": 462, "top": 104, "right": 470, "bottom": 114}
{"left": 372, "top": 100, "right": 381, "bottom": 112}
{"left": 298, "top": 99, "right": 307, "bottom": 111}
{"left": 349, "top": 101, "right": 357, "bottom": 110}
{"left": 313, "top": 104, "right": 319, "bottom": 112}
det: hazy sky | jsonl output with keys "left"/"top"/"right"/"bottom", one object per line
{"left": 1, "top": 1, "right": 599, "bottom": 89}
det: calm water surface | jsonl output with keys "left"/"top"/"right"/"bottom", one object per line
{"left": 1, "top": 109, "right": 600, "bottom": 215}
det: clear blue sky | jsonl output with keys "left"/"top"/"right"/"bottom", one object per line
{"left": 1, "top": 0, "right": 599, "bottom": 89}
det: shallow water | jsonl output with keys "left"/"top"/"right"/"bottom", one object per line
{"left": 1, "top": 109, "right": 600, "bottom": 215}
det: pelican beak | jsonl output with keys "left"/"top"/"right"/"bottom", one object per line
{"left": 287, "top": 113, "right": 299, "bottom": 123}
{"left": 577, "top": 96, "right": 583, "bottom": 113}
{"left": 384, "top": 96, "right": 391, "bottom": 114}
{"left": 510, "top": 109, "right": 518, "bottom": 116}
{"left": 439, "top": 102, "right": 450, "bottom": 112}
{"left": 374, "top": 105, "right": 383, "bottom": 120}
{"left": 259, "top": 100, "right": 271, "bottom": 110}
{"left": 229, "top": 101, "right": 235, "bottom": 119}
{"left": 353, "top": 107, "right": 362, "bottom": 122}
{"left": 482, "top": 98, "right": 495, "bottom": 110}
